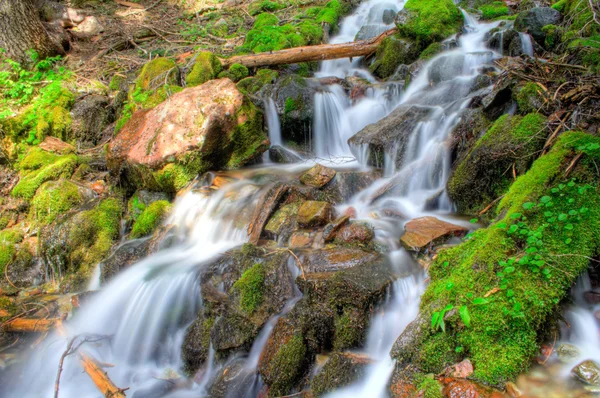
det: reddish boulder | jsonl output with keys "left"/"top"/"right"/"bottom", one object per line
{"left": 400, "top": 216, "right": 468, "bottom": 251}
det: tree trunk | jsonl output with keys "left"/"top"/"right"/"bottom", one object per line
{"left": 222, "top": 28, "right": 397, "bottom": 69}
{"left": 0, "top": 0, "right": 63, "bottom": 64}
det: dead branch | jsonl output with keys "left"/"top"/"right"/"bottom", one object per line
{"left": 221, "top": 27, "right": 397, "bottom": 68}
{"left": 2, "top": 318, "right": 60, "bottom": 333}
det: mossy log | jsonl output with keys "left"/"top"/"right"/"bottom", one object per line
{"left": 222, "top": 28, "right": 398, "bottom": 68}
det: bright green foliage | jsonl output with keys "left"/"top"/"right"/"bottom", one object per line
{"left": 153, "top": 162, "right": 202, "bottom": 192}
{"left": 0, "top": 229, "right": 23, "bottom": 275}
{"left": 249, "top": 0, "right": 286, "bottom": 15}
{"left": 478, "top": 1, "right": 509, "bottom": 19}
{"left": 218, "top": 63, "right": 249, "bottom": 82}
{"left": 185, "top": 52, "right": 223, "bottom": 87}
{"left": 232, "top": 262, "right": 265, "bottom": 314}
{"left": 226, "top": 101, "right": 268, "bottom": 170}
{"left": 0, "top": 52, "right": 74, "bottom": 144}
{"left": 370, "top": 35, "right": 419, "bottom": 79}
{"left": 267, "top": 335, "right": 307, "bottom": 396}
{"left": 416, "top": 375, "right": 443, "bottom": 398}
{"left": 541, "top": 24, "right": 564, "bottom": 48}
{"left": 515, "top": 82, "right": 546, "bottom": 113}
{"left": 237, "top": 69, "right": 279, "bottom": 94}
{"left": 404, "top": 132, "right": 600, "bottom": 386}
{"left": 31, "top": 179, "right": 82, "bottom": 225}
{"left": 254, "top": 12, "right": 279, "bottom": 28}
{"left": 11, "top": 148, "right": 79, "bottom": 201}
{"left": 397, "top": 0, "right": 464, "bottom": 47}
{"left": 130, "top": 200, "right": 171, "bottom": 238}
{"left": 420, "top": 42, "right": 443, "bottom": 60}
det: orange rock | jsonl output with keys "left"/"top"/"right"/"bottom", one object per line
{"left": 297, "top": 201, "right": 334, "bottom": 227}
{"left": 211, "top": 175, "right": 235, "bottom": 189}
{"left": 390, "top": 379, "right": 416, "bottom": 397}
{"left": 91, "top": 180, "right": 106, "bottom": 195}
{"left": 449, "top": 359, "right": 474, "bottom": 379}
{"left": 441, "top": 377, "right": 504, "bottom": 398}
{"left": 344, "top": 206, "right": 357, "bottom": 219}
{"left": 289, "top": 232, "right": 313, "bottom": 248}
{"left": 38, "top": 136, "right": 75, "bottom": 154}
{"left": 400, "top": 217, "right": 468, "bottom": 251}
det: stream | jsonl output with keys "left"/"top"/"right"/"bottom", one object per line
{"left": 4, "top": 1, "right": 596, "bottom": 397}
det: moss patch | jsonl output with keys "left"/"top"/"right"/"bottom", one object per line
{"left": 232, "top": 262, "right": 265, "bottom": 314}
{"left": 266, "top": 334, "right": 307, "bottom": 396}
{"left": 370, "top": 35, "right": 419, "bottom": 79}
{"left": 515, "top": 82, "right": 546, "bottom": 114}
{"left": 218, "top": 63, "right": 249, "bottom": 82}
{"left": 0, "top": 229, "right": 23, "bottom": 275}
{"left": 186, "top": 52, "right": 223, "bottom": 87}
{"left": 396, "top": 0, "right": 464, "bottom": 48}
{"left": 130, "top": 200, "right": 171, "bottom": 238}
{"left": 478, "top": 1, "right": 509, "bottom": 20}
{"left": 237, "top": 69, "right": 279, "bottom": 95}
{"left": 31, "top": 179, "right": 82, "bottom": 225}
{"left": 398, "top": 132, "right": 600, "bottom": 386}
{"left": 11, "top": 148, "right": 80, "bottom": 201}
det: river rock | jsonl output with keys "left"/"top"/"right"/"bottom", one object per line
{"left": 300, "top": 164, "right": 336, "bottom": 188}
{"left": 400, "top": 216, "right": 468, "bottom": 251}
{"left": 264, "top": 202, "right": 300, "bottom": 241}
{"left": 348, "top": 105, "right": 431, "bottom": 170}
{"left": 334, "top": 222, "right": 374, "bottom": 245}
{"left": 323, "top": 215, "right": 350, "bottom": 242}
{"left": 271, "top": 74, "right": 316, "bottom": 147}
{"left": 297, "top": 201, "right": 334, "bottom": 227}
{"left": 449, "top": 358, "right": 474, "bottom": 378}
{"left": 320, "top": 169, "right": 382, "bottom": 204}
{"left": 584, "top": 291, "right": 600, "bottom": 304}
{"left": 557, "top": 343, "right": 581, "bottom": 363}
{"left": 514, "top": 7, "right": 561, "bottom": 45}
{"left": 311, "top": 352, "right": 373, "bottom": 396}
{"left": 71, "top": 94, "right": 115, "bottom": 148}
{"left": 429, "top": 54, "right": 465, "bottom": 84}
{"left": 440, "top": 377, "right": 505, "bottom": 398}
{"left": 209, "top": 357, "right": 263, "bottom": 398}
{"left": 100, "top": 237, "right": 152, "bottom": 283}
{"left": 303, "top": 247, "right": 379, "bottom": 273}
{"left": 572, "top": 360, "right": 600, "bottom": 386}
{"left": 269, "top": 145, "right": 303, "bottom": 163}
{"left": 486, "top": 28, "right": 532, "bottom": 57}
{"left": 355, "top": 24, "right": 389, "bottom": 41}
{"left": 71, "top": 16, "right": 104, "bottom": 38}
{"left": 108, "top": 78, "right": 267, "bottom": 189}
{"left": 38, "top": 136, "right": 75, "bottom": 154}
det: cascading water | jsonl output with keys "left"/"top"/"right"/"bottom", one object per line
{"left": 5, "top": 3, "right": 514, "bottom": 398}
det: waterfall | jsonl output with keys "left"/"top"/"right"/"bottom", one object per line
{"left": 265, "top": 97, "right": 282, "bottom": 147}
{"left": 519, "top": 32, "right": 534, "bottom": 57}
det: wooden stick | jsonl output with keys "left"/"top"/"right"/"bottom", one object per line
{"left": 79, "top": 353, "right": 127, "bottom": 398}
{"left": 221, "top": 28, "right": 397, "bottom": 68}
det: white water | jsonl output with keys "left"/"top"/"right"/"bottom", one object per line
{"left": 265, "top": 97, "right": 282, "bottom": 147}
{"left": 519, "top": 32, "right": 534, "bottom": 57}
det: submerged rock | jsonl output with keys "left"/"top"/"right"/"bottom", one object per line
{"left": 400, "top": 216, "right": 468, "bottom": 251}
{"left": 269, "top": 145, "right": 302, "bottom": 164}
{"left": 572, "top": 360, "right": 600, "bottom": 386}
{"left": 557, "top": 343, "right": 581, "bottom": 363}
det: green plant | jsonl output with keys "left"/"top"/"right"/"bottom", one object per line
{"left": 232, "top": 262, "right": 265, "bottom": 313}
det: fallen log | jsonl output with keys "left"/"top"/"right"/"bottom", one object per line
{"left": 2, "top": 318, "right": 60, "bottom": 332}
{"left": 222, "top": 27, "right": 397, "bottom": 68}
{"left": 79, "top": 353, "right": 127, "bottom": 398}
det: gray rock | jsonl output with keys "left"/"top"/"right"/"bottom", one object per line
{"left": 71, "top": 94, "right": 115, "bottom": 148}
{"left": 382, "top": 9, "right": 396, "bottom": 24}
{"left": 271, "top": 75, "right": 317, "bottom": 147}
{"left": 514, "top": 7, "right": 561, "bottom": 44}
{"left": 429, "top": 54, "right": 466, "bottom": 84}
{"left": 557, "top": 343, "right": 581, "bottom": 363}
{"left": 269, "top": 145, "right": 303, "bottom": 164}
{"left": 355, "top": 24, "right": 389, "bottom": 41}
{"left": 348, "top": 105, "right": 432, "bottom": 169}
{"left": 100, "top": 237, "right": 151, "bottom": 283}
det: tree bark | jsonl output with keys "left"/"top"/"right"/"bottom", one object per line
{"left": 0, "top": 0, "right": 64, "bottom": 64}
{"left": 222, "top": 28, "right": 397, "bottom": 68}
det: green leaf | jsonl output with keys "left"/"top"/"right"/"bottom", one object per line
{"left": 444, "top": 303, "right": 454, "bottom": 311}
{"left": 564, "top": 223, "right": 573, "bottom": 230}
{"left": 540, "top": 196, "right": 552, "bottom": 204}
{"left": 439, "top": 317, "right": 446, "bottom": 332}
{"left": 522, "top": 202, "right": 535, "bottom": 210}
{"left": 505, "top": 266, "right": 515, "bottom": 274}
{"left": 510, "top": 212, "right": 522, "bottom": 220}
{"left": 558, "top": 214, "right": 568, "bottom": 221}
{"left": 565, "top": 238, "right": 572, "bottom": 244}
{"left": 506, "top": 289, "right": 514, "bottom": 298}
{"left": 431, "top": 312, "right": 440, "bottom": 329}
{"left": 473, "top": 297, "right": 489, "bottom": 305}
{"left": 459, "top": 305, "right": 471, "bottom": 327}
{"left": 470, "top": 218, "right": 478, "bottom": 224}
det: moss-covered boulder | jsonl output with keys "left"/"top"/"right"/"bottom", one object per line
{"left": 40, "top": 198, "right": 122, "bottom": 292}
{"left": 217, "top": 63, "right": 249, "bottom": 83}
{"left": 108, "top": 79, "right": 268, "bottom": 193}
{"left": 515, "top": 82, "right": 547, "bottom": 114}
{"left": 393, "top": 131, "right": 600, "bottom": 385}
{"left": 11, "top": 148, "right": 80, "bottom": 201}
{"left": 370, "top": 35, "right": 419, "bottom": 79}
{"left": 311, "top": 352, "right": 372, "bottom": 396}
{"left": 185, "top": 52, "right": 223, "bottom": 87}
{"left": 130, "top": 200, "right": 171, "bottom": 238}
{"left": 272, "top": 74, "right": 316, "bottom": 147}
{"left": 0, "top": 228, "right": 23, "bottom": 279}
{"left": 447, "top": 113, "right": 547, "bottom": 215}
{"left": 395, "top": 0, "right": 464, "bottom": 48}
{"left": 514, "top": 7, "right": 561, "bottom": 45}
{"left": 30, "top": 179, "right": 85, "bottom": 225}
{"left": 237, "top": 69, "right": 279, "bottom": 95}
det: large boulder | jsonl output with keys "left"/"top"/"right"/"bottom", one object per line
{"left": 514, "top": 7, "right": 561, "bottom": 45}
{"left": 348, "top": 105, "right": 431, "bottom": 169}
{"left": 395, "top": 0, "right": 464, "bottom": 48}
{"left": 108, "top": 79, "right": 268, "bottom": 192}
{"left": 369, "top": 36, "right": 419, "bottom": 79}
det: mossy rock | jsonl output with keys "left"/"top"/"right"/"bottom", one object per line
{"left": 515, "top": 82, "right": 547, "bottom": 114}
{"left": 0, "top": 228, "right": 23, "bottom": 277}
{"left": 396, "top": 0, "right": 464, "bottom": 48}
{"left": 237, "top": 69, "right": 279, "bottom": 95}
{"left": 447, "top": 113, "right": 547, "bottom": 215}
{"left": 311, "top": 352, "right": 372, "bottom": 396}
{"left": 393, "top": 131, "right": 600, "bottom": 385}
{"left": 263, "top": 334, "right": 308, "bottom": 396}
{"left": 130, "top": 200, "right": 171, "bottom": 238}
{"left": 30, "top": 179, "right": 83, "bottom": 225}
{"left": 333, "top": 306, "right": 367, "bottom": 350}
{"left": 186, "top": 52, "right": 223, "bottom": 87}
{"left": 136, "top": 57, "right": 180, "bottom": 91}
{"left": 370, "top": 35, "right": 419, "bottom": 79}
{"left": 218, "top": 63, "right": 249, "bottom": 83}
{"left": 478, "top": 1, "right": 509, "bottom": 20}
{"left": 40, "top": 198, "right": 122, "bottom": 292}
{"left": 11, "top": 148, "right": 80, "bottom": 201}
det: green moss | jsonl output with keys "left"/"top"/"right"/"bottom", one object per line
{"left": 232, "top": 262, "right": 265, "bottom": 314}
{"left": 515, "top": 82, "right": 546, "bottom": 114}
{"left": 0, "top": 229, "right": 23, "bottom": 275}
{"left": 333, "top": 307, "right": 365, "bottom": 350}
{"left": 185, "top": 52, "right": 223, "bottom": 87}
{"left": 415, "top": 375, "right": 443, "bottom": 398}
{"left": 237, "top": 69, "right": 279, "bottom": 94}
{"left": 136, "top": 58, "right": 179, "bottom": 91}
{"left": 130, "top": 200, "right": 171, "bottom": 238}
{"left": 267, "top": 334, "right": 307, "bottom": 396}
{"left": 11, "top": 149, "right": 79, "bottom": 201}
{"left": 541, "top": 24, "right": 564, "bottom": 48}
{"left": 109, "top": 74, "right": 126, "bottom": 91}
{"left": 217, "top": 63, "right": 249, "bottom": 82}
{"left": 249, "top": 0, "right": 286, "bottom": 16}
{"left": 396, "top": 0, "right": 464, "bottom": 48}
{"left": 31, "top": 179, "right": 82, "bottom": 225}
{"left": 226, "top": 100, "right": 268, "bottom": 169}
{"left": 420, "top": 42, "right": 443, "bottom": 60}
{"left": 402, "top": 132, "right": 600, "bottom": 386}
{"left": 448, "top": 113, "right": 547, "bottom": 215}
{"left": 370, "top": 35, "right": 418, "bottom": 79}
{"left": 478, "top": 1, "right": 509, "bottom": 19}
{"left": 254, "top": 12, "right": 280, "bottom": 28}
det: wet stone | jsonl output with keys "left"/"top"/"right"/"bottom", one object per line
{"left": 572, "top": 360, "right": 600, "bottom": 386}
{"left": 323, "top": 215, "right": 350, "bottom": 242}
{"left": 300, "top": 163, "right": 337, "bottom": 188}
{"left": 289, "top": 231, "right": 314, "bottom": 248}
{"left": 311, "top": 352, "right": 373, "bottom": 396}
{"left": 297, "top": 201, "right": 334, "bottom": 227}
{"left": 557, "top": 343, "right": 581, "bottom": 363}
{"left": 400, "top": 216, "right": 468, "bottom": 251}
{"left": 334, "top": 222, "right": 374, "bottom": 245}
